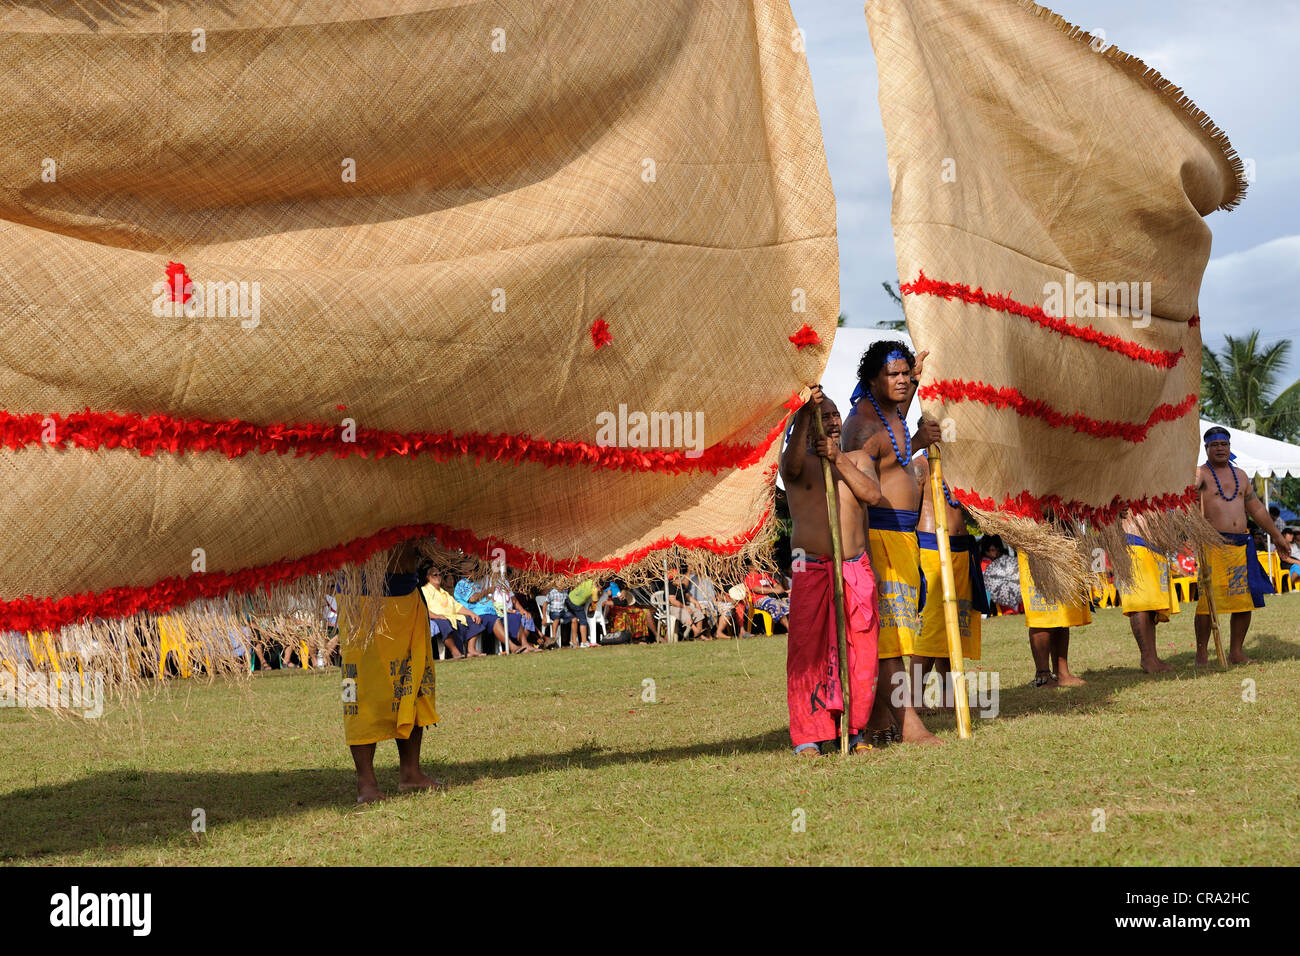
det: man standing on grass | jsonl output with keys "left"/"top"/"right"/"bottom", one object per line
{"left": 1018, "top": 539, "right": 1089, "bottom": 688}
{"left": 781, "top": 385, "right": 883, "bottom": 756}
{"left": 341, "top": 541, "right": 442, "bottom": 804}
{"left": 1116, "top": 510, "right": 1178, "bottom": 674}
{"left": 840, "top": 340, "right": 941, "bottom": 746}
{"left": 1195, "top": 426, "right": 1288, "bottom": 665}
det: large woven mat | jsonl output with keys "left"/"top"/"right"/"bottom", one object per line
{"left": 0, "top": 0, "right": 836, "bottom": 637}
{"left": 866, "top": 0, "right": 1244, "bottom": 598}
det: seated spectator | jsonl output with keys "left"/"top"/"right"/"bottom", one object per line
{"left": 688, "top": 572, "right": 737, "bottom": 639}
{"left": 1280, "top": 527, "right": 1300, "bottom": 580}
{"left": 565, "top": 579, "right": 597, "bottom": 647}
{"left": 600, "top": 579, "right": 655, "bottom": 643}
{"left": 744, "top": 566, "right": 789, "bottom": 630}
{"left": 490, "top": 578, "right": 540, "bottom": 652}
{"left": 453, "top": 575, "right": 531, "bottom": 655}
{"left": 667, "top": 566, "right": 709, "bottom": 640}
{"left": 543, "top": 584, "right": 573, "bottom": 646}
{"left": 421, "top": 565, "right": 486, "bottom": 658}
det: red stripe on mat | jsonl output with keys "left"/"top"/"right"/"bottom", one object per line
{"left": 0, "top": 406, "right": 795, "bottom": 475}
{"left": 919, "top": 380, "right": 1198, "bottom": 442}
{"left": 949, "top": 484, "right": 1201, "bottom": 525}
{"left": 0, "top": 509, "right": 773, "bottom": 633}
{"left": 901, "top": 272, "right": 1190, "bottom": 369}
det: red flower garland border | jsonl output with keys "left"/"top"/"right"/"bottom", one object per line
{"left": 0, "top": 406, "right": 797, "bottom": 477}
{"left": 901, "top": 272, "right": 1189, "bottom": 370}
{"left": 0, "top": 508, "right": 773, "bottom": 634}
{"left": 950, "top": 484, "right": 1201, "bottom": 526}
{"left": 918, "top": 380, "right": 1198, "bottom": 442}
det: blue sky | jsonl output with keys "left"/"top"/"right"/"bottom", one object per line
{"left": 789, "top": 0, "right": 1300, "bottom": 387}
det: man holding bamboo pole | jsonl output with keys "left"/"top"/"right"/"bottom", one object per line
{"left": 781, "top": 386, "right": 883, "bottom": 756}
{"left": 841, "top": 341, "right": 941, "bottom": 746}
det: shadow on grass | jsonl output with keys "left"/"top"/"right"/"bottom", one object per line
{"left": 0, "top": 729, "right": 789, "bottom": 861}
{"left": 919, "top": 627, "right": 1300, "bottom": 734}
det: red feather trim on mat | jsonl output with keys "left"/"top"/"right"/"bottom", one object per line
{"left": 918, "top": 381, "right": 1198, "bottom": 442}
{"left": 901, "top": 272, "right": 1187, "bottom": 369}
{"left": 950, "top": 484, "right": 1201, "bottom": 525}
{"left": 788, "top": 324, "right": 821, "bottom": 349}
{"left": 0, "top": 508, "right": 773, "bottom": 633}
{"left": 0, "top": 406, "right": 795, "bottom": 476}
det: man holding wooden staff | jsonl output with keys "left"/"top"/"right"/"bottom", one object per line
{"left": 781, "top": 385, "right": 883, "bottom": 756}
{"left": 1195, "top": 426, "right": 1287, "bottom": 665}
{"left": 841, "top": 341, "right": 941, "bottom": 746}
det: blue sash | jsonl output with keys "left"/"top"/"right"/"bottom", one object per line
{"left": 1221, "top": 531, "right": 1276, "bottom": 607}
{"left": 867, "top": 507, "right": 920, "bottom": 533}
{"left": 916, "top": 532, "right": 990, "bottom": 614}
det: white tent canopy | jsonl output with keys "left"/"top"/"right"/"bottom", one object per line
{"left": 1200, "top": 419, "right": 1300, "bottom": 479}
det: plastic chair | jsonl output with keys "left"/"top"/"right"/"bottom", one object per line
{"left": 649, "top": 591, "right": 671, "bottom": 640}
{"left": 742, "top": 589, "right": 773, "bottom": 635}
{"left": 588, "top": 605, "right": 606, "bottom": 645}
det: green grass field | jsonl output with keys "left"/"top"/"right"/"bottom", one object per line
{"left": 3, "top": 599, "right": 1298, "bottom": 866}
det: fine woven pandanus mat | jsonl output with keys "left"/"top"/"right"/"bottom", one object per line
{"left": 866, "top": 0, "right": 1244, "bottom": 599}
{"left": 0, "top": 1, "right": 837, "bottom": 650}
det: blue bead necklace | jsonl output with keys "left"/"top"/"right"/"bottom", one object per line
{"left": 942, "top": 480, "right": 960, "bottom": 510}
{"left": 1209, "top": 463, "right": 1239, "bottom": 501}
{"left": 865, "top": 389, "right": 910, "bottom": 464}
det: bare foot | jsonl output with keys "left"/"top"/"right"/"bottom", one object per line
{"left": 899, "top": 715, "right": 943, "bottom": 745}
{"left": 796, "top": 746, "right": 821, "bottom": 758}
{"left": 398, "top": 772, "right": 445, "bottom": 793}
{"left": 356, "top": 782, "right": 387, "bottom": 804}
{"left": 1140, "top": 656, "right": 1173, "bottom": 674}
{"left": 1229, "top": 652, "right": 1254, "bottom": 665}
{"left": 1194, "top": 652, "right": 1211, "bottom": 667}
{"left": 1054, "top": 673, "right": 1086, "bottom": 687}
{"left": 901, "top": 728, "right": 944, "bottom": 746}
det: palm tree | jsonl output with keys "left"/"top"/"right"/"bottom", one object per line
{"left": 875, "top": 280, "right": 907, "bottom": 331}
{"left": 1201, "top": 332, "right": 1300, "bottom": 442}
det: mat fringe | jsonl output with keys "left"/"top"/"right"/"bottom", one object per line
{"left": 1, "top": 491, "right": 781, "bottom": 708}
{"left": 968, "top": 502, "right": 1219, "bottom": 604}
{"left": 1015, "top": 0, "right": 1246, "bottom": 211}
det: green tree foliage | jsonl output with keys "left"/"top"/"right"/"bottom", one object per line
{"left": 1201, "top": 332, "right": 1300, "bottom": 514}
{"left": 1200, "top": 332, "right": 1300, "bottom": 441}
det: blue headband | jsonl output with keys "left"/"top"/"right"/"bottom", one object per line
{"left": 1204, "top": 428, "right": 1231, "bottom": 444}
{"left": 886, "top": 350, "right": 908, "bottom": 364}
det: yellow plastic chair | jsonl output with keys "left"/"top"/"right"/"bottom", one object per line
{"left": 743, "top": 591, "right": 773, "bottom": 636}
{"left": 1172, "top": 576, "right": 1198, "bottom": 604}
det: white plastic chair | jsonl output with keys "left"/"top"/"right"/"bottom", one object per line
{"left": 649, "top": 591, "right": 671, "bottom": 641}
{"left": 588, "top": 605, "right": 606, "bottom": 645}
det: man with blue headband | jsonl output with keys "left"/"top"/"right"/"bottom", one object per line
{"left": 1195, "top": 425, "right": 1287, "bottom": 665}
{"left": 840, "top": 340, "right": 942, "bottom": 746}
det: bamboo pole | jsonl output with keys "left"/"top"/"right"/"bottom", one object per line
{"left": 926, "top": 446, "right": 972, "bottom": 739}
{"left": 813, "top": 404, "right": 852, "bottom": 758}
{"left": 1196, "top": 546, "right": 1228, "bottom": 669}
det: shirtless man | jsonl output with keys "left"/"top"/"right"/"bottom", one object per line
{"left": 912, "top": 454, "right": 987, "bottom": 707}
{"left": 781, "top": 385, "right": 883, "bottom": 755}
{"left": 1117, "top": 510, "right": 1177, "bottom": 674}
{"left": 840, "top": 340, "right": 941, "bottom": 746}
{"left": 1194, "top": 426, "right": 1287, "bottom": 665}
